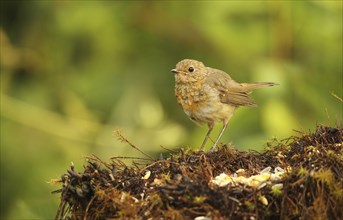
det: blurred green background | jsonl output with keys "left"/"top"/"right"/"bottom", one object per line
{"left": 1, "top": 1, "right": 342, "bottom": 219}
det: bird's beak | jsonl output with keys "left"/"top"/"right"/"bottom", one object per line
{"left": 171, "top": 69, "right": 179, "bottom": 73}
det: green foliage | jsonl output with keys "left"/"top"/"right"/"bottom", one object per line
{"left": 0, "top": 1, "right": 342, "bottom": 219}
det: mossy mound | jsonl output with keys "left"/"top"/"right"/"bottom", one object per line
{"left": 54, "top": 125, "right": 342, "bottom": 219}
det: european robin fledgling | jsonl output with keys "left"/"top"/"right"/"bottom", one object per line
{"left": 171, "top": 59, "right": 277, "bottom": 152}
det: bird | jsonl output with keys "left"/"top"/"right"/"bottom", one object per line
{"left": 171, "top": 59, "right": 277, "bottom": 152}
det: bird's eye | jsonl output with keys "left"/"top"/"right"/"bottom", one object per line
{"left": 188, "top": 67, "right": 194, "bottom": 72}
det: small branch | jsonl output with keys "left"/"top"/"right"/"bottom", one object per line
{"left": 159, "top": 145, "right": 178, "bottom": 153}
{"left": 331, "top": 92, "right": 343, "bottom": 102}
{"left": 113, "top": 129, "right": 154, "bottom": 160}
{"left": 110, "top": 156, "right": 153, "bottom": 161}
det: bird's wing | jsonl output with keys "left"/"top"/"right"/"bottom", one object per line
{"left": 205, "top": 68, "right": 257, "bottom": 107}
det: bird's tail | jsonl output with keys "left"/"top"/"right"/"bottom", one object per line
{"left": 241, "top": 82, "right": 278, "bottom": 91}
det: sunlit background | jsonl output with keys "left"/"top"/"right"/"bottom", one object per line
{"left": 1, "top": 1, "right": 342, "bottom": 219}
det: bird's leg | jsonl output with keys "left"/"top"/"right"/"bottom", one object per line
{"left": 199, "top": 123, "right": 214, "bottom": 151}
{"left": 209, "top": 121, "right": 228, "bottom": 152}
